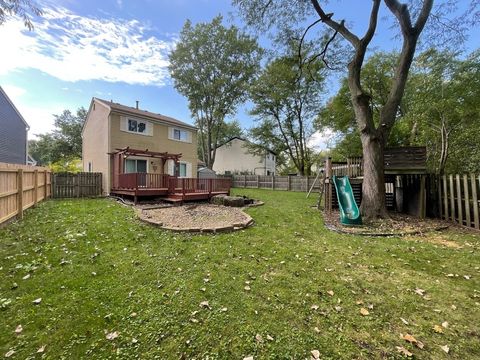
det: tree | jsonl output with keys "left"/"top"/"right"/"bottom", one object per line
{"left": 169, "top": 15, "right": 261, "bottom": 169}
{"left": 248, "top": 45, "right": 325, "bottom": 175}
{"left": 0, "top": 0, "right": 42, "bottom": 30}
{"left": 234, "top": 0, "right": 477, "bottom": 219}
{"left": 29, "top": 107, "right": 86, "bottom": 165}
{"left": 405, "top": 49, "right": 480, "bottom": 174}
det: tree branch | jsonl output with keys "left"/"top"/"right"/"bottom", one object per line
{"left": 309, "top": 0, "right": 360, "bottom": 47}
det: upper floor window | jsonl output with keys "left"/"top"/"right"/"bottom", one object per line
{"left": 120, "top": 116, "right": 152, "bottom": 136}
{"left": 169, "top": 127, "right": 191, "bottom": 143}
{"left": 174, "top": 128, "right": 188, "bottom": 141}
{"left": 128, "top": 118, "right": 147, "bottom": 134}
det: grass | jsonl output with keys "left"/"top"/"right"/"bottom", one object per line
{"left": 0, "top": 189, "right": 479, "bottom": 359}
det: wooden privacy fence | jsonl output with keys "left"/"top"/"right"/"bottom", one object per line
{"left": 52, "top": 172, "right": 102, "bottom": 198}
{"left": 232, "top": 175, "right": 322, "bottom": 192}
{"left": 0, "top": 162, "right": 52, "bottom": 225}
{"left": 436, "top": 174, "right": 480, "bottom": 230}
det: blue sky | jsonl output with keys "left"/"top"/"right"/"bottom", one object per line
{"left": 0, "top": 0, "right": 478, "bottom": 147}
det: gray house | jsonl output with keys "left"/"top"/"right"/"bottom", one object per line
{"left": 0, "top": 86, "right": 29, "bottom": 164}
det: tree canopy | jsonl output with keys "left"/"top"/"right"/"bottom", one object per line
{"left": 0, "top": 0, "right": 42, "bottom": 30}
{"left": 169, "top": 15, "right": 261, "bottom": 169}
{"left": 29, "top": 107, "right": 86, "bottom": 166}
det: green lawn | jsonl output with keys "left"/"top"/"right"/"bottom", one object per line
{"left": 1, "top": 189, "right": 479, "bottom": 359}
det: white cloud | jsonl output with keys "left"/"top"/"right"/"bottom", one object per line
{"left": 0, "top": 6, "right": 175, "bottom": 86}
{"left": 2, "top": 84, "right": 26, "bottom": 98}
{"left": 308, "top": 129, "right": 337, "bottom": 151}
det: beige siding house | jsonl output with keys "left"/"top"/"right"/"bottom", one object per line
{"left": 82, "top": 98, "right": 198, "bottom": 195}
{"left": 213, "top": 137, "right": 276, "bottom": 175}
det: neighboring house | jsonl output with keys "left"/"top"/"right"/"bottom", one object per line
{"left": 213, "top": 137, "right": 276, "bottom": 176}
{"left": 0, "top": 86, "right": 29, "bottom": 164}
{"left": 82, "top": 98, "right": 198, "bottom": 195}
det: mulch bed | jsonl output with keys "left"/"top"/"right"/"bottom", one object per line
{"left": 136, "top": 204, "right": 254, "bottom": 233}
{"left": 323, "top": 211, "right": 450, "bottom": 236}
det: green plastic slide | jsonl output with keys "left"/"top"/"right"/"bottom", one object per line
{"left": 332, "top": 175, "right": 362, "bottom": 226}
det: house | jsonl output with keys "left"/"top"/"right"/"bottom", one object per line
{"left": 82, "top": 98, "right": 230, "bottom": 202}
{"left": 0, "top": 86, "right": 29, "bottom": 164}
{"left": 213, "top": 137, "right": 276, "bottom": 175}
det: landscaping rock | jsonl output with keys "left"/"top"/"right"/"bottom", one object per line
{"left": 222, "top": 196, "right": 245, "bottom": 207}
{"left": 211, "top": 194, "right": 227, "bottom": 205}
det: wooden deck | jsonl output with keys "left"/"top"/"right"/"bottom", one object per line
{"left": 110, "top": 173, "right": 231, "bottom": 203}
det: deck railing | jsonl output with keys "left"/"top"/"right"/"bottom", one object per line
{"left": 115, "top": 173, "right": 231, "bottom": 194}
{"left": 117, "top": 173, "right": 170, "bottom": 189}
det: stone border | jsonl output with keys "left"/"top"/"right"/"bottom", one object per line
{"left": 135, "top": 207, "right": 255, "bottom": 234}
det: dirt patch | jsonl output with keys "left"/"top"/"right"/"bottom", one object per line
{"left": 405, "top": 233, "right": 463, "bottom": 248}
{"left": 137, "top": 204, "right": 254, "bottom": 233}
{"left": 324, "top": 211, "right": 449, "bottom": 236}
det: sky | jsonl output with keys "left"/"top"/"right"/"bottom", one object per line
{"left": 0, "top": 0, "right": 478, "bottom": 150}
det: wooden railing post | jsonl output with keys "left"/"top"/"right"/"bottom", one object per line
{"left": 288, "top": 175, "right": 291, "bottom": 191}
{"left": 17, "top": 169, "right": 23, "bottom": 220}
{"left": 257, "top": 175, "right": 259, "bottom": 188}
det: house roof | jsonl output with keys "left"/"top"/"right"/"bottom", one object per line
{"left": 217, "top": 136, "right": 277, "bottom": 156}
{"left": 0, "top": 86, "right": 30, "bottom": 130}
{"left": 94, "top": 98, "right": 197, "bottom": 130}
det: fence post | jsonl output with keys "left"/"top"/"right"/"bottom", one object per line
{"left": 442, "top": 175, "right": 448, "bottom": 220}
{"left": 305, "top": 176, "right": 309, "bottom": 193}
{"left": 44, "top": 170, "right": 48, "bottom": 199}
{"left": 272, "top": 175, "right": 274, "bottom": 190}
{"left": 463, "top": 174, "right": 471, "bottom": 227}
{"left": 449, "top": 175, "right": 455, "bottom": 222}
{"left": 33, "top": 169, "right": 38, "bottom": 206}
{"left": 456, "top": 174, "right": 463, "bottom": 225}
{"left": 288, "top": 175, "right": 291, "bottom": 191}
{"left": 17, "top": 169, "right": 23, "bottom": 220}
{"left": 244, "top": 175, "right": 247, "bottom": 188}
{"left": 256, "top": 175, "right": 259, "bottom": 188}
{"left": 471, "top": 174, "right": 479, "bottom": 229}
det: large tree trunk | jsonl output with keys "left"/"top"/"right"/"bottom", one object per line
{"left": 360, "top": 133, "right": 387, "bottom": 219}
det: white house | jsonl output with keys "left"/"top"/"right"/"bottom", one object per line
{"left": 213, "top": 137, "right": 276, "bottom": 175}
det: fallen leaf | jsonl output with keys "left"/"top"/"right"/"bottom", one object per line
{"left": 14, "top": 325, "right": 22, "bottom": 334}
{"left": 327, "top": 290, "right": 334, "bottom": 296}
{"left": 4, "top": 350, "right": 15, "bottom": 358}
{"left": 199, "top": 301, "right": 211, "bottom": 309}
{"left": 311, "top": 349, "right": 320, "bottom": 359}
{"left": 440, "top": 345, "right": 450, "bottom": 353}
{"left": 220, "top": 307, "right": 228, "bottom": 312}
{"left": 401, "top": 333, "right": 424, "bottom": 349}
{"left": 396, "top": 346, "right": 413, "bottom": 357}
{"left": 311, "top": 304, "right": 319, "bottom": 310}
{"left": 200, "top": 287, "right": 206, "bottom": 292}
{"left": 360, "top": 308, "right": 369, "bottom": 316}
{"left": 190, "top": 318, "right": 199, "bottom": 323}
{"left": 244, "top": 286, "right": 251, "bottom": 291}
{"left": 131, "top": 338, "right": 138, "bottom": 344}
{"left": 314, "top": 327, "right": 321, "bottom": 333}
{"left": 243, "top": 356, "right": 254, "bottom": 360}
{"left": 334, "top": 305, "right": 342, "bottom": 312}
{"left": 400, "top": 317, "right": 409, "bottom": 325}
{"left": 32, "top": 298, "right": 42, "bottom": 305}
{"left": 22, "top": 274, "right": 30, "bottom": 280}
{"left": 464, "top": 275, "right": 471, "bottom": 280}
{"left": 442, "top": 321, "right": 449, "bottom": 328}
{"left": 451, "top": 304, "right": 457, "bottom": 310}
{"left": 433, "top": 325, "right": 444, "bottom": 333}
{"left": 37, "top": 345, "right": 45, "bottom": 353}
{"left": 414, "top": 288, "right": 425, "bottom": 296}
{"left": 255, "top": 334, "right": 263, "bottom": 343}
{"left": 106, "top": 331, "right": 119, "bottom": 340}
{"left": 266, "top": 334, "right": 274, "bottom": 341}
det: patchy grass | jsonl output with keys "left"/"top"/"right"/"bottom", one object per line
{"left": 0, "top": 189, "right": 479, "bottom": 359}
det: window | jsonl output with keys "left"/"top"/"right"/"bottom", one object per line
{"left": 179, "top": 163, "right": 187, "bottom": 177}
{"left": 128, "top": 119, "right": 147, "bottom": 134}
{"left": 124, "top": 159, "right": 147, "bottom": 173}
{"left": 173, "top": 128, "right": 188, "bottom": 141}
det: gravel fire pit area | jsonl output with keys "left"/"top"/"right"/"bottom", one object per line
{"left": 137, "top": 204, "right": 254, "bottom": 233}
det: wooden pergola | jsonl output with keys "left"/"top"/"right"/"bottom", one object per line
{"left": 110, "top": 147, "right": 182, "bottom": 180}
